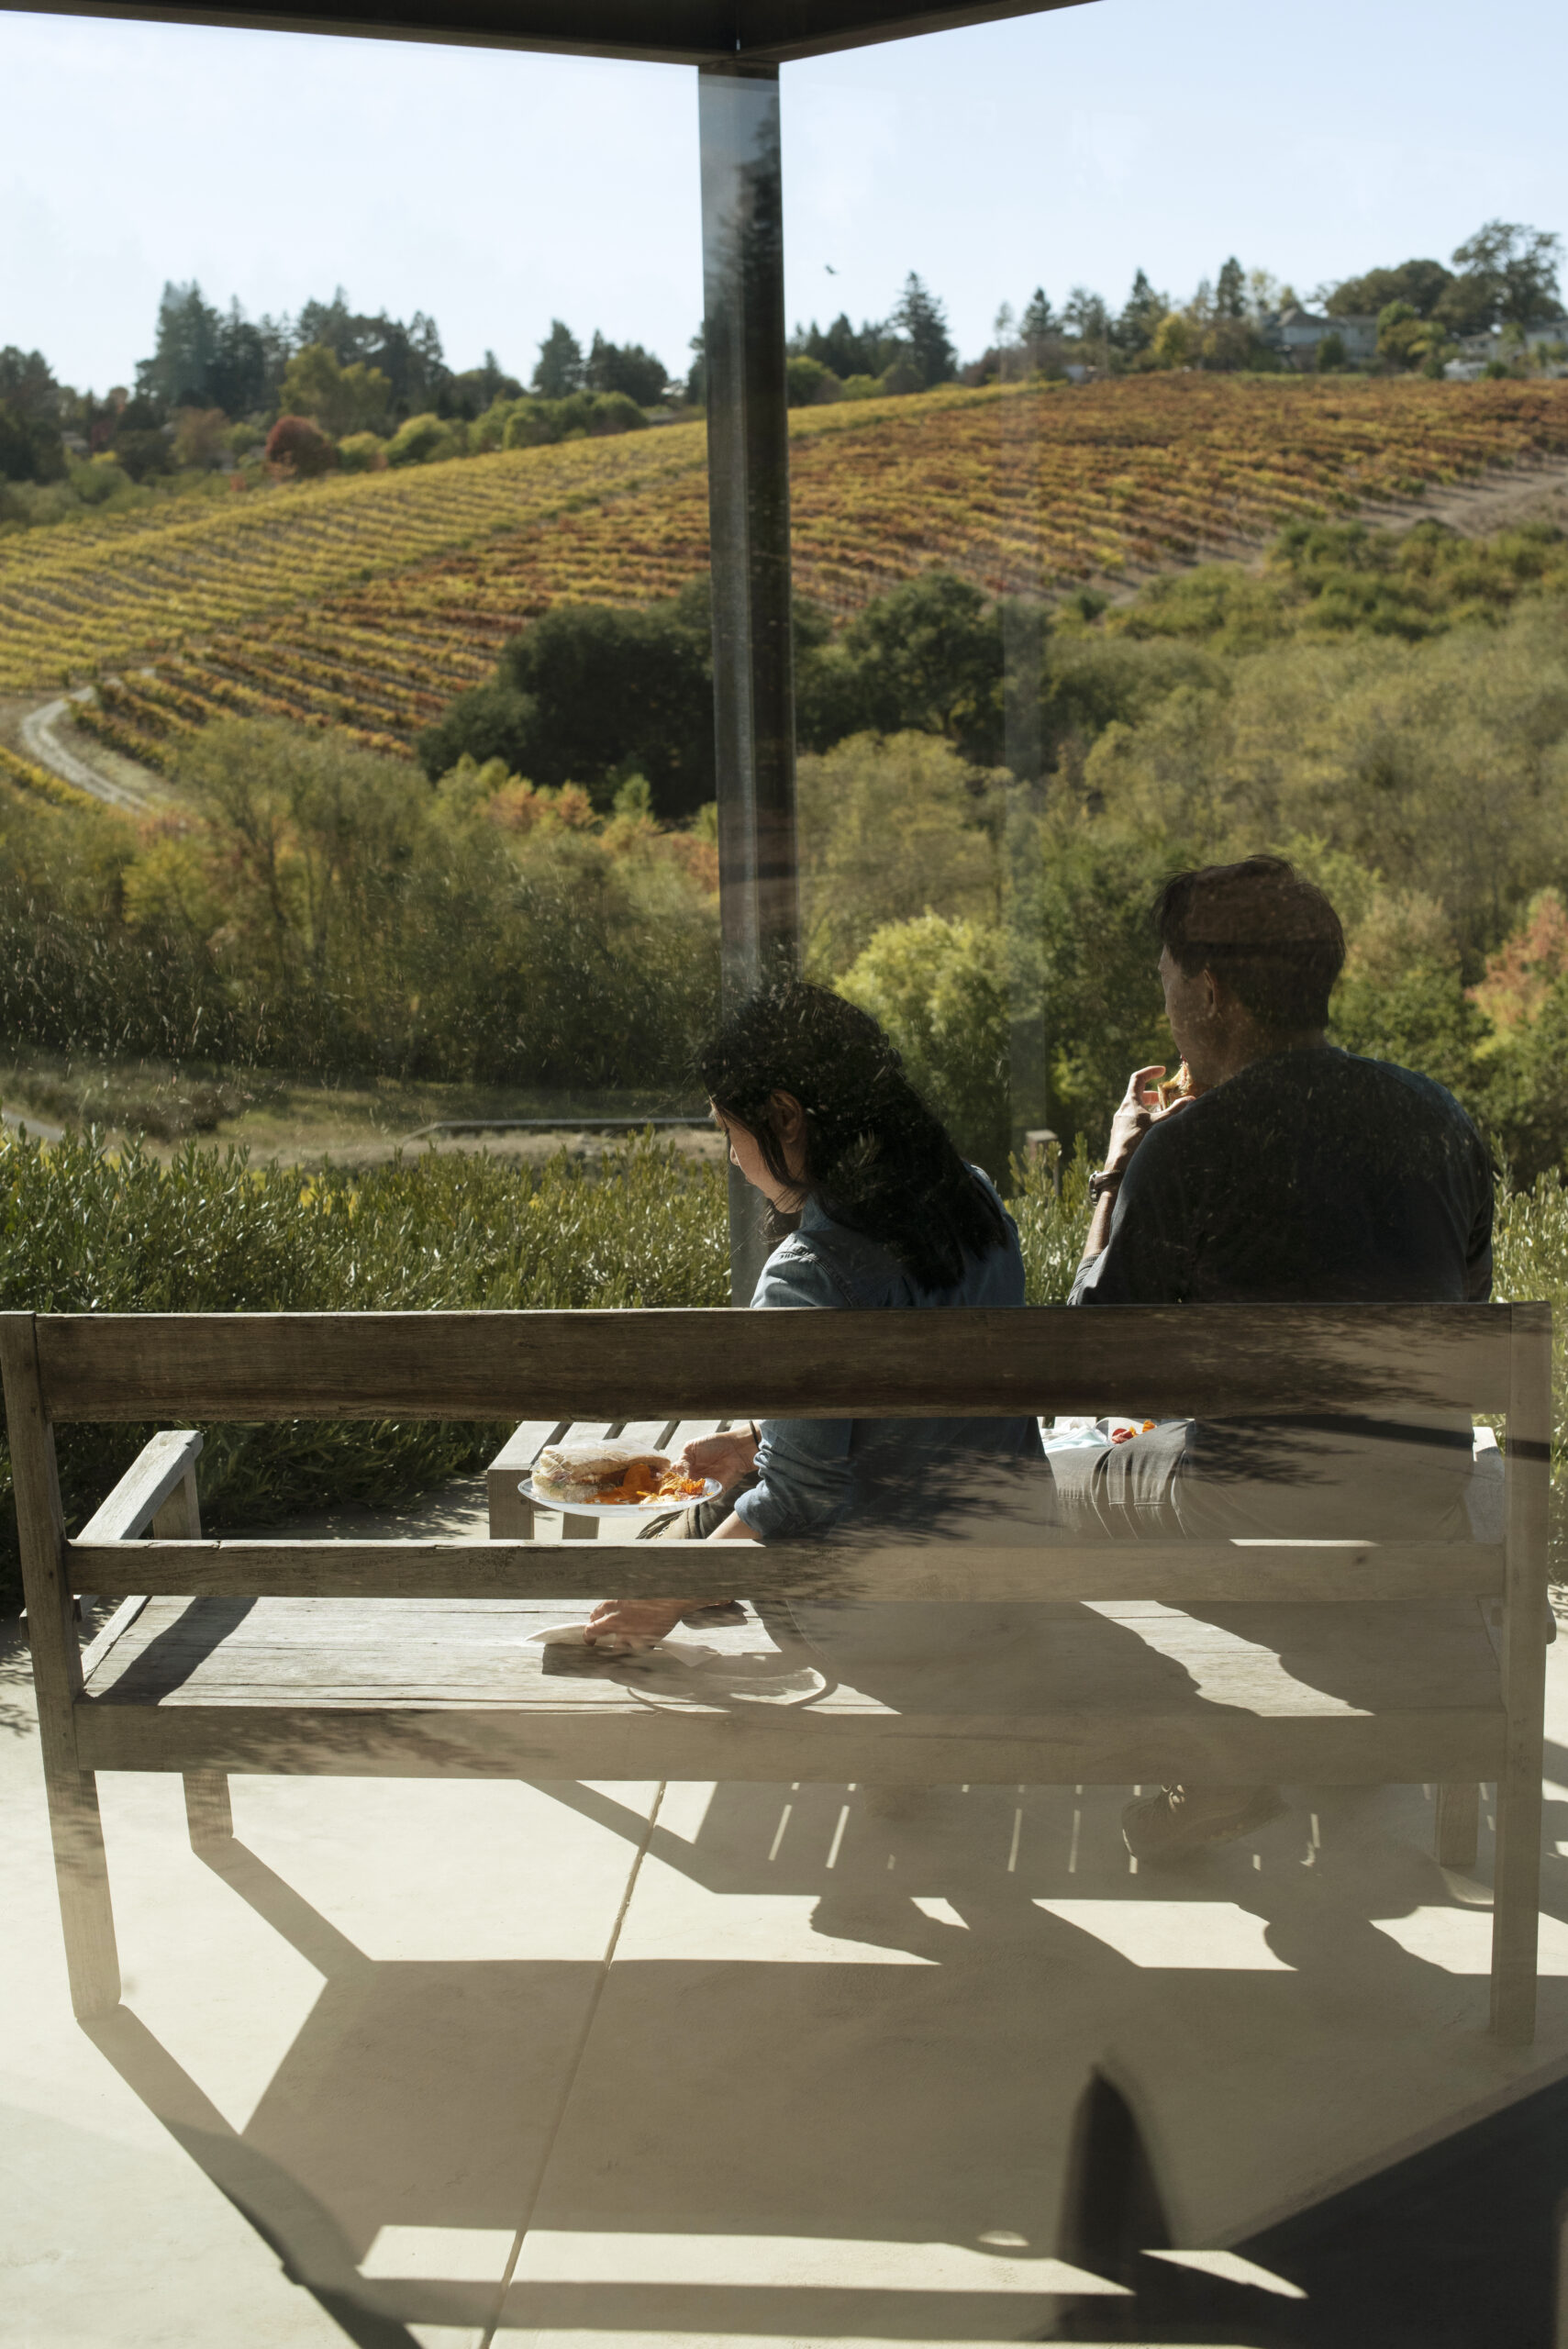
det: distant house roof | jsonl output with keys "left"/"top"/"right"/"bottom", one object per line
{"left": 1275, "top": 306, "right": 1378, "bottom": 335}
{"left": 0, "top": 0, "right": 1097, "bottom": 64}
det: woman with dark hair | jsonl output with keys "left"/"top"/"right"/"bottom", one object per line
{"left": 585, "top": 982, "right": 1042, "bottom": 1649}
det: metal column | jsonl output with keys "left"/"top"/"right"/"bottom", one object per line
{"left": 698, "top": 60, "right": 800, "bottom": 1302}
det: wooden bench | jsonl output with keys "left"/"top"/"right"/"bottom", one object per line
{"left": 4, "top": 1300, "right": 1551, "bottom": 2042}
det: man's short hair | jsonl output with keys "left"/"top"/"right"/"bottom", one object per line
{"left": 1152, "top": 856, "right": 1346, "bottom": 1030}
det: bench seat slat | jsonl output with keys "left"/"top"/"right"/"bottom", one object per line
{"left": 73, "top": 1590, "right": 1506, "bottom": 1787}
{"left": 66, "top": 1535, "right": 1507, "bottom": 1604}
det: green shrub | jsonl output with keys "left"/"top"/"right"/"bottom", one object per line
{"left": 498, "top": 391, "right": 647, "bottom": 450}
{"left": 386, "top": 412, "right": 459, "bottom": 467}
{"left": 0, "top": 1129, "right": 728, "bottom": 1611}
{"left": 798, "top": 730, "right": 1007, "bottom": 977}
{"left": 417, "top": 587, "right": 718, "bottom": 817}
{"left": 0, "top": 718, "right": 722, "bottom": 1088}
{"left": 1008, "top": 1138, "right": 1094, "bottom": 1303}
{"left": 839, "top": 911, "right": 1011, "bottom": 1178}
{"left": 338, "top": 431, "right": 388, "bottom": 473}
{"left": 6, "top": 1121, "right": 1566, "bottom": 1612}
{"left": 1493, "top": 1174, "right": 1568, "bottom": 1573}
{"left": 786, "top": 355, "right": 842, "bottom": 407}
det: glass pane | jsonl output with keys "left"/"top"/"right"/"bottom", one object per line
{"left": 4, "top": 0, "right": 1566, "bottom": 2340}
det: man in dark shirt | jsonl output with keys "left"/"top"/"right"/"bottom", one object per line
{"left": 1051, "top": 854, "right": 1496, "bottom": 1857}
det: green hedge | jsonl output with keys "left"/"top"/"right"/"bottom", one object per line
{"left": 0, "top": 1130, "right": 728, "bottom": 1610}
{"left": 2, "top": 1130, "right": 1562, "bottom": 1613}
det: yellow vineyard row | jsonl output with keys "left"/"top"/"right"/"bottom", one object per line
{"left": 9, "top": 377, "right": 1567, "bottom": 751}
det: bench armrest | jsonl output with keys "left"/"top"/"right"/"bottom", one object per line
{"left": 76, "top": 1430, "right": 204, "bottom": 1545}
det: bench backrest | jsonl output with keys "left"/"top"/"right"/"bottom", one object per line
{"left": 2, "top": 1301, "right": 1550, "bottom": 1616}
{"left": 18, "top": 1299, "right": 1532, "bottom": 1423}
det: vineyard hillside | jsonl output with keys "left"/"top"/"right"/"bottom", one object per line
{"left": 6, "top": 376, "right": 1568, "bottom": 770}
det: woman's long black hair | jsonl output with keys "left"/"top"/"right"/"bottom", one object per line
{"left": 697, "top": 982, "right": 1008, "bottom": 1291}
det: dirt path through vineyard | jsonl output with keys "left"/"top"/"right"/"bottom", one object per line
{"left": 1363, "top": 449, "right": 1568, "bottom": 538}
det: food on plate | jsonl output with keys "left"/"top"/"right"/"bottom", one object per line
{"left": 1109, "top": 1418, "right": 1156, "bottom": 1445}
{"left": 1156, "top": 1063, "right": 1192, "bottom": 1112}
{"left": 621, "top": 1464, "right": 712, "bottom": 1508}
{"left": 530, "top": 1442, "right": 711, "bottom": 1508}
{"left": 533, "top": 1442, "right": 668, "bottom": 1505}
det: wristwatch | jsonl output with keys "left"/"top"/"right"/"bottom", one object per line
{"left": 1088, "top": 1168, "right": 1123, "bottom": 1200}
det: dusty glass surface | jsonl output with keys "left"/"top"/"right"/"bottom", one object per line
{"left": 3, "top": 2, "right": 1568, "bottom": 2343}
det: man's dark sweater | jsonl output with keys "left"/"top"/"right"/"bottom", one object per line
{"left": 1068, "top": 1047, "right": 1494, "bottom": 1534}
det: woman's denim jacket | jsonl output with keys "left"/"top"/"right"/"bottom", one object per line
{"left": 732, "top": 1171, "right": 1043, "bottom": 1543}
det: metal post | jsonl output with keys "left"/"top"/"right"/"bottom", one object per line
{"left": 1003, "top": 593, "right": 1049, "bottom": 1177}
{"left": 699, "top": 60, "right": 799, "bottom": 1303}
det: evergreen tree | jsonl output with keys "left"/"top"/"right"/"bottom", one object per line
{"left": 685, "top": 328, "right": 706, "bottom": 408}
{"left": 294, "top": 292, "right": 450, "bottom": 417}
{"left": 1019, "top": 287, "right": 1056, "bottom": 342}
{"left": 137, "top": 281, "right": 224, "bottom": 408}
{"left": 0, "top": 396, "right": 66, "bottom": 484}
{"left": 1116, "top": 269, "right": 1167, "bottom": 355}
{"left": 1064, "top": 286, "right": 1111, "bottom": 359}
{"left": 891, "top": 273, "right": 956, "bottom": 388}
{"left": 533, "top": 320, "right": 585, "bottom": 398}
{"left": 448, "top": 350, "right": 524, "bottom": 417}
{"left": 207, "top": 300, "right": 278, "bottom": 416}
{"left": 0, "top": 346, "right": 63, "bottom": 429}
{"left": 295, "top": 287, "right": 358, "bottom": 362}
{"left": 797, "top": 311, "right": 895, "bottom": 380}
{"left": 1215, "top": 257, "right": 1246, "bottom": 320}
{"left": 586, "top": 332, "right": 668, "bottom": 406}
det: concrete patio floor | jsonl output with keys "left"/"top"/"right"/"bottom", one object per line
{"left": 6, "top": 1480, "right": 1568, "bottom": 2348}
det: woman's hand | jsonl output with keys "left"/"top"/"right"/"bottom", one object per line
{"left": 681, "top": 1429, "right": 761, "bottom": 1487}
{"left": 584, "top": 1597, "right": 691, "bottom": 1648}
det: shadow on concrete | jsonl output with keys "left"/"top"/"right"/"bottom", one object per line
{"left": 1045, "top": 2060, "right": 1568, "bottom": 2346}
{"left": 73, "top": 1755, "right": 1568, "bottom": 2347}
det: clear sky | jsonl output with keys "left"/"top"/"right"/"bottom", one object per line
{"left": 2, "top": 0, "right": 1564, "bottom": 394}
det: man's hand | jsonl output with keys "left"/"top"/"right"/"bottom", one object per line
{"left": 1104, "top": 1063, "right": 1169, "bottom": 1176}
{"left": 1104, "top": 1063, "right": 1198, "bottom": 1177}
{"left": 1078, "top": 1063, "right": 1196, "bottom": 1276}
{"left": 681, "top": 1429, "right": 761, "bottom": 1486}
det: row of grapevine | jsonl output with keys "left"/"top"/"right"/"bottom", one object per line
{"left": 0, "top": 421, "right": 715, "bottom": 694}
{"left": 0, "top": 741, "right": 102, "bottom": 811}
{"left": 21, "top": 376, "right": 1568, "bottom": 767}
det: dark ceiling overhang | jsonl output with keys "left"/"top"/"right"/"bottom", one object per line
{"left": 0, "top": 0, "right": 1095, "bottom": 66}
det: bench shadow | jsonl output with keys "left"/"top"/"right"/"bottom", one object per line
{"left": 87, "top": 1822, "right": 594, "bottom": 2345}
{"left": 77, "top": 1737, "right": 1566, "bottom": 2349}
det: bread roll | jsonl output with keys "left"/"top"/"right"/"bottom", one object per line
{"left": 533, "top": 1442, "right": 669, "bottom": 1504}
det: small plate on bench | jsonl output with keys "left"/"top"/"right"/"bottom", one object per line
{"left": 519, "top": 1476, "right": 722, "bottom": 1520}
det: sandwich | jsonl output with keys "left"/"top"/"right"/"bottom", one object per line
{"left": 1156, "top": 1063, "right": 1192, "bottom": 1112}
{"left": 532, "top": 1442, "right": 671, "bottom": 1506}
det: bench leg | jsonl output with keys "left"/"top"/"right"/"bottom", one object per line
{"left": 44, "top": 1765, "right": 121, "bottom": 2019}
{"left": 1434, "top": 1782, "right": 1480, "bottom": 1870}
{"left": 1, "top": 1316, "right": 121, "bottom": 2018}
{"left": 183, "top": 1772, "right": 234, "bottom": 1854}
{"left": 486, "top": 1473, "right": 535, "bottom": 1539}
{"left": 1492, "top": 1767, "right": 1543, "bottom": 2044}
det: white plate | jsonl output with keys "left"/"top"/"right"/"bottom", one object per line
{"left": 518, "top": 1475, "right": 722, "bottom": 1520}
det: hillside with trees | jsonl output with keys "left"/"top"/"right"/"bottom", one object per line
{"left": 3, "top": 217, "right": 1561, "bottom": 543}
